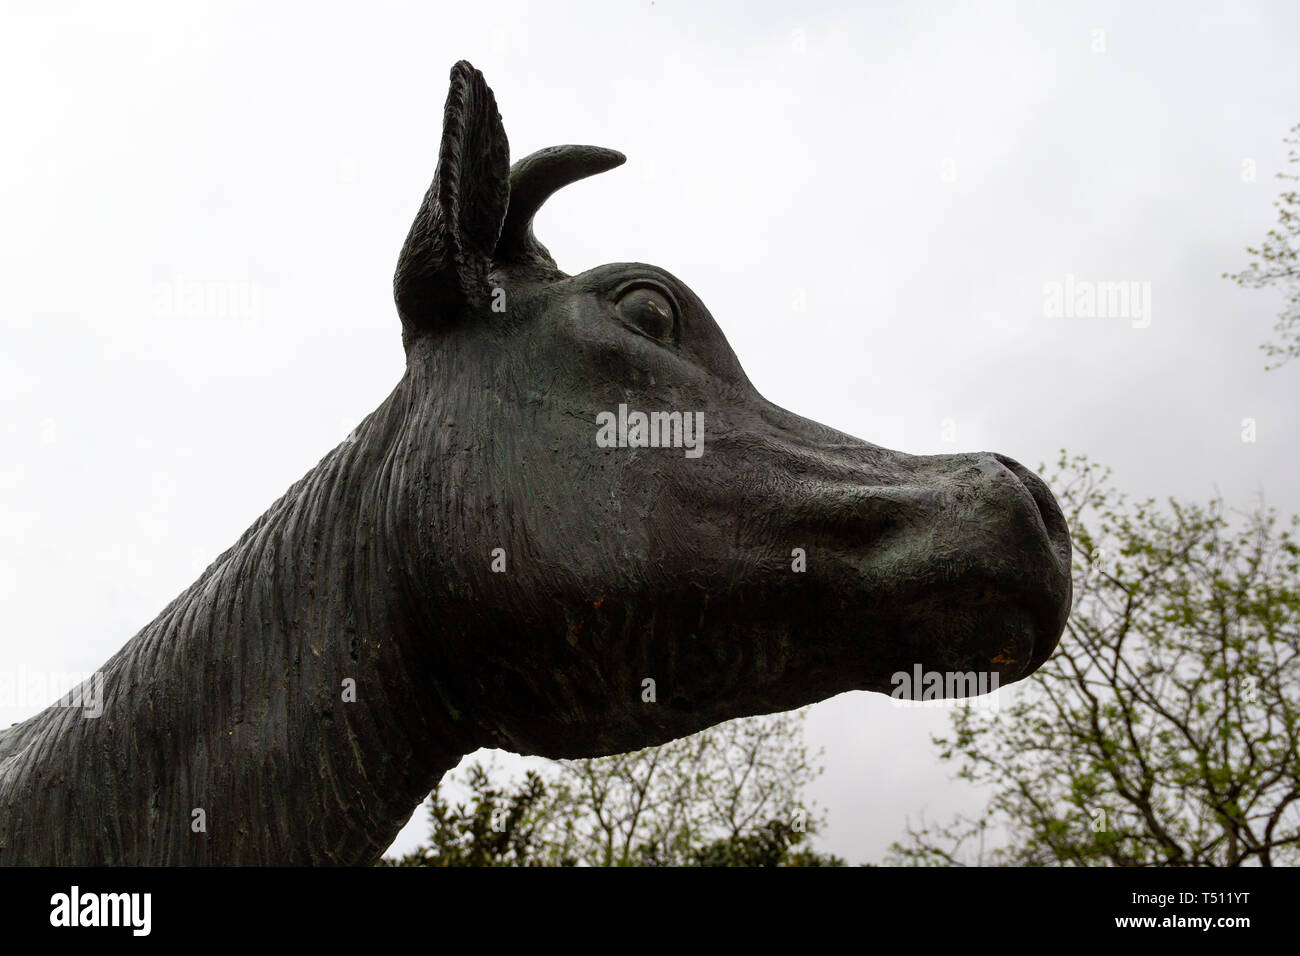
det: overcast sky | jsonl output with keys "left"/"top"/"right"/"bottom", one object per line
{"left": 2, "top": 0, "right": 1297, "bottom": 864}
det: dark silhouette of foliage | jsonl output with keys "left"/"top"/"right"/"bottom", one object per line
{"left": 686, "top": 820, "right": 846, "bottom": 867}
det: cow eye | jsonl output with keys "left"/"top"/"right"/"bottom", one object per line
{"left": 616, "top": 285, "right": 676, "bottom": 342}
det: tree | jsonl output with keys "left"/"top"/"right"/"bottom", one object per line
{"left": 381, "top": 764, "right": 567, "bottom": 867}
{"left": 384, "top": 709, "right": 846, "bottom": 866}
{"left": 887, "top": 451, "right": 1300, "bottom": 866}
{"left": 689, "top": 820, "right": 846, "bottom": 867}
{"left": 1224, "top": 122, "right": 1300, "bottom": 369}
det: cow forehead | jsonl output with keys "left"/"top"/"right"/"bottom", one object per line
{"left": 554, "top": 262, "right": 694, "bottom": 297}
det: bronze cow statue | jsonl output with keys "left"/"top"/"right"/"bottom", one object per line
{"left": 0, "top": 62, "right": 1071, "bottom": 864}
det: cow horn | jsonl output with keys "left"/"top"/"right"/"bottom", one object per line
{"left": 495, "top": 145, "right": 625, "bottom": 271}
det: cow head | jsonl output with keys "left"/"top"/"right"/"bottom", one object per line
{"left": 386, "top": 62, "right": 1072, "bottom": 760}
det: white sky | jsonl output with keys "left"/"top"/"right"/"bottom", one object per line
{"left": 2, "top": 0, "right": 1297, "bottom": 864}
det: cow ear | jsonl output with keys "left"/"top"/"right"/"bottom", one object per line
{"left": 394, "top": 61, "right": 510, "bottom": 346}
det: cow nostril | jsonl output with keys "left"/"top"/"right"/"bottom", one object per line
{"left": 989, "top": 452, "right": 1074, "bottom": 672}
{"left": 992, "top": 454, "right": 1069, "bottom": 551}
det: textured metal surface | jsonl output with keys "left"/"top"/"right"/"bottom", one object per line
{"left": 0, "top": 61, "right": 1071, "bottom": 865}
